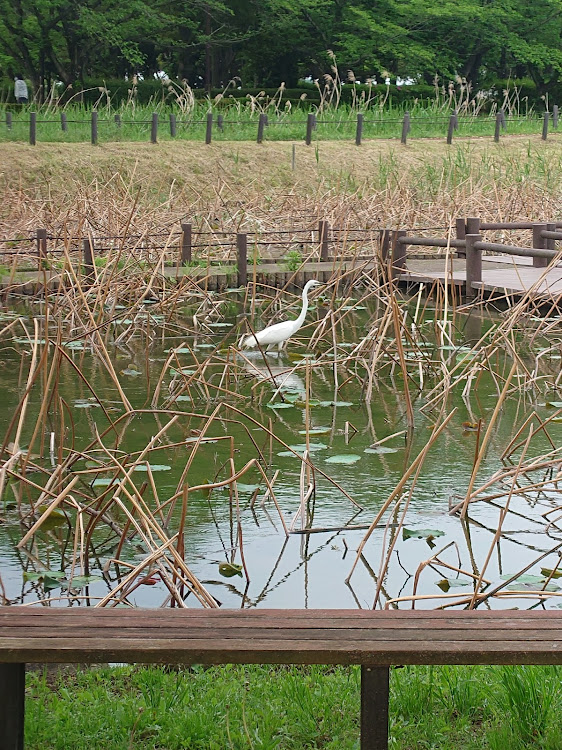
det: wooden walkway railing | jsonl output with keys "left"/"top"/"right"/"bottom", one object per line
{"left": 383, "top": 217, "right": 562, "bottom": 299}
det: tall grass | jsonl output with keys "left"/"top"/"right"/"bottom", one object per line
{"left": 25, "top": 663, "right": 562, "bottom": 749}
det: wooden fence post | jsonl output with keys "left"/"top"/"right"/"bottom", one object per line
{"left": 36, "top": 228, "right": 47, "bottom": 266}
{"left": 361, "top": 665, "right": 389, "bottom": 750}
{"left": 401, "top": 112, "right": 410, "bottom": 144}
{"left": 169, "top": 113, "right": 176, "bottom": 137}
{"left": 205, "top": 112, "right": 213, "bottom": 144}
{"left": 306, "top": 113, "right": 315, "bottom": 145}
{"left": 151, "top": 112, "right": 158, "bottom": 144}
{"left": 237, "top": 233, "right": 247, "bottom": 287}
{"left": 6, "top": 111, "right": 12, "bottom": 130}
{"left": 466, "top": 217, "right": 480, "bottom": 235}
{"left": 500, "top": 108, "right": 507, "bottom": 130}
{"left": 532, "top": 223, "right": 548, "bottom": 268}
{"left": 456, "top": 217, "right": 466, "bottom": 258}
{"left": 0, "top": 663, "right": 25, "bottom": 750}
{"left": 257, "top": 113, "right": 266, "bottom": 143}
{"left": 453, "top": 109, "right": 459, "bottom": 130}
{"left": 181, "top": 223, "right": 192, "bottom": 265}
{"left": 114, "top": 114, "right": 121, "bottom": 128}
{"left": 494, "top": 112, "right": 501, "bottom": 142}
{"left": 391, "top": 230, "right": 407, "bottom": 278}
{"left": 553, "top": 105, "right": 559, "bottom": 129}
{"left": 318, "top": 220, "right": 330, "bottom": 261}
{"left": 446, "top": 114, "right": 455, "bottom": 145}
{"left": 465, "top": 233, "right": 482, "bottom": 299}
{"left": 29, "top": 111, "right": 36, "bottom": 145}
{"left": 542, "top": 111, "right": 549, "bottom": 140}
{"left": 83, "top": 237, "right": 94, "bottom": 277}
{"left": 355, "top": 113, "right": 364, "bottom": 145}
{"left": 60, "top": 112, "right": 67, "bottom": 132}
{"left": 91, "top": 110, "right": 98, "bottom": 145}
{"left": 546, "top": 222, "right": 556, "bottom": 255}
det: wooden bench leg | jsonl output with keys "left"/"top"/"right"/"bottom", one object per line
{"left": 0, "top": 663, "right": 25, "bottom": 750}
{"left": 361, "top": 665, "right": 389, "bottom": 750}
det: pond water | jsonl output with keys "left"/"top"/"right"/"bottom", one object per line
{"left": 1, "top": 296, "right": 561, "bottom": 611}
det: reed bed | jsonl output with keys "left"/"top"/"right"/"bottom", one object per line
{"left": 0, "top": 223, "right": 561, "bottom": 611}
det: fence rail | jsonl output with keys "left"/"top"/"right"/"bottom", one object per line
{"left": 1, "top": 108, "right": 560, "bottom": 146}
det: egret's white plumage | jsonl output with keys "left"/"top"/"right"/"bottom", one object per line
{"left": 242, "top": 279, "right": 322, "bottom": 352}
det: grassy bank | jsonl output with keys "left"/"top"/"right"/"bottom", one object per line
{"left": 1, "top": 138, "right": 562, "bottom": 244}
{"left": 26, "top": 663, "right": 562, "bottom": 749}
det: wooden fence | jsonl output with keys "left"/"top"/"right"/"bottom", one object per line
{"left": 2, "top": 107, "right": 561, "bottom": 146}
{"left": 1, "top": 218, "right": 561, "bottom": 296}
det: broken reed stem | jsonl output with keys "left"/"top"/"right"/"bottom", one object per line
{"left": 468, "top": 423, "right": 533, "bottom": 608}
{"left": 347, "top": 408, "right": 456, "bottom": 583}
{"left": 459, "top": 361, "right": 518, "bottom": 518}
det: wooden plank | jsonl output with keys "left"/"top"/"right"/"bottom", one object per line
{"left": 3, "top": 637, "right": 562, "bottom": 665}
{"left": 0, "top": 663, "right": 24, "bottom": 750}
{"left": 4, "top": 625, "right": 562, "bottom": 643}
{"left": 2, "top": 607, "right": 562, "bottom": 623}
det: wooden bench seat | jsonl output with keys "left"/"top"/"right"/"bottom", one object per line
{"left": 2, "top": 607, "right": 562, "bottom": 749}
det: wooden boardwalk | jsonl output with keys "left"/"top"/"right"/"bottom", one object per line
{"left": 402, "top": 255, "right": 562, "bottom": 298}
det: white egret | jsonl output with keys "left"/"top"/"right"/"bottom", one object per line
{"left": 242, "top": 279, "right": 322, "bottom": 352}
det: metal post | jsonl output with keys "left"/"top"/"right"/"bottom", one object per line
{"left": 257, "top": 113, "right": 266, "bottom": 144}
{"left": 217, "top": 114, "right": 224, "bottom": 132}
{"left": 465, "top": 233, "right": 482, "bottom": 299}
{"left": 237, "top": 233, "right": 247, "bottom": 287}
{"left": 456, "top": 217, "right": 467, "bottom": 258}
{"left": 6, "top": 111, "right": 12, "bottom": 131}
{"left": 453, "top": 109, "right": 458, "bottom": 130}
{"left": 60, "top": 112, "right": 67, "bottom": 132}
{"left": 114, "top": 113, "right": 121, "bottom": 128}
{"left": 553, "top": 105, "right": 559, "bottom": 129}
{"left": 355, "top": 113, "right": 364, "bottom": 146}
{"left": 319, "top": 220, "right": 330, "bottom": 261}
{"left": 0, "top": 663, "right": 25, "bottom": 750}
{"left": 91, "top": 110, "right": 98, "bottom": 145}
{"left": 401, "top": 112, "right": 410, "bottom": 144}
{"left": 181, "top": 223, "right": 192, "bottom": 265}
{"left": 532, "top": 223, "right": 548, "bottom": 268}
{"left": 306, "top": 113, "right": 315, "bottom": 145}
{"left": 169, "top": 113, "right": 176, "bottom": 138}
{"left": 494, "top": 112, "right": 501, "bottom": 143}
{"left": 361, "top": 665, "right": 389, "bottom": 750}
{"left": 36, "top": 228, "right": 47, "bottom": 265}
{"left": 542, "top": 111, "right": 549, "bottom": 141}
{"left": 447, "top": 114, "right": 455, "bottom": 145}
{"left": 500, "top": 108, "right": 507, "bottom": 130}
{"left": 205, "top": 112, "right": 213, "bottom": 144}
{"left": 151, "top": 112, "right": 158, "bottom": 143}
{"left": 29, "top": 111, "right": 36, "bottom": 145}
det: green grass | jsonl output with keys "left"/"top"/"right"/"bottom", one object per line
{"left": 25, "top": 663, "right": 562, "bottom": 749}
{"left": 0, "top": 103, "right": 552, "bottom": 145}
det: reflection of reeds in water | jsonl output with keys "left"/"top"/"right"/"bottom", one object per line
{"left": 0, "top": 239, "right": 561, "bottom": 610}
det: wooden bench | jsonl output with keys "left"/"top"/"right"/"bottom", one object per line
{"left": 2, "top": 607, "right": 562, "bottom": 750}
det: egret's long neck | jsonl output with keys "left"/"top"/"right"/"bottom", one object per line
{"left": 294, "top": 287, "right": 310, "bottom": 328}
